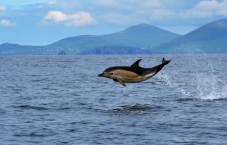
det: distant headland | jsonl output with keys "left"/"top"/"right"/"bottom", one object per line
{"left": 1, "top": 19, "right": 227, "bottom": 55}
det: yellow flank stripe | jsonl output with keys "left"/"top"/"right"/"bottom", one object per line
{"left": 111, "top": 69, "right": 149, "bottom": 83}
{"left": 112, "top": 70, "right": 139, "bottom": 78}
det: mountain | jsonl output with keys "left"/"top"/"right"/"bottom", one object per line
{"left": 153, "top": 19, "right": 227, "bottom": 53}
{"left": 79, "top": 45, "right": 153, "bottom": 55}
{"left": 0, "top": 43, "right": 44, "bottom": 55}
{"left": 2, "top": 19, "right": 227, "bottom": 55}
{"left": 46, "top": 24, "right": 180, "bottom": 54}
{"left": 0, "top": 24, "right": 180, "bottom": 55}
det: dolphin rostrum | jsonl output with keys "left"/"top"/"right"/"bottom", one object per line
{"left": 98, "top": 58, "right": 171, "bottom": 86}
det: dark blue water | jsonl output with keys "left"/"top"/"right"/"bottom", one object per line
{"left": 0, "top": 55, "right": 227, "bottom": 145}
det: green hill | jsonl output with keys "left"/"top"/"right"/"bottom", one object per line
{"left": 2, "top": 19, "right": 227, "bottom": 55}
{"left": 46, "top": 24, "right": 180, "bottom": 54}
{"left": 0, "top": 24, "right": 180, "bottom": 55}
{"left": 0, "top": 43, "right": 44, "bottom": 55}
{"left": 79, "top": 45, "right": 153, "bottom": 55}
{"left": 153, "top": 19, "right": 227, "bottom": 53}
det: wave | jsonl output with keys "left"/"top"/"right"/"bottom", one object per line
{"left": 14, "top": 128, "right": 56, "bottom": 137}
{"left": 14, "top": 105, "right": 49, "bottom": 110}
{"left": 0, "top": 108, "right": 6, "bottom": 115}
{"left": 110, "top": 104, "right": 162, "bottom": 114}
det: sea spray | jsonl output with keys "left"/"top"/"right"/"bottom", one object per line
{"left": 193, "top": 55, "right": 227, "bottom": 100}
{"left": 158, "top": 55, "right": 227, "bottom": 100}
{"left": 158, "top": 72, "right": 192, "bottom": 98}
{"left": 196, "top": 73, "right": 227, "bottom": 100}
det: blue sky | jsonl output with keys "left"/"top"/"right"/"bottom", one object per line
{"left": 0, "top": 0, "right": 227, "bottom": 45}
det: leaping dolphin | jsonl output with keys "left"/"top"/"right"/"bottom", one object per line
{"left": 98, "top": 58, "right": 171, "bottom": 86}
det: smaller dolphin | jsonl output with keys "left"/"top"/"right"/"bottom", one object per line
{"left": 98, "top": 58, "right": 171, "bottom": 86}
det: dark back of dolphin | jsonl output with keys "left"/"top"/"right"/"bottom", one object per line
{"left": 104, "top": 58, "right": 171, "bottom": 76}
{"left": 141, "top": 58, "right": 171, "bottom": 76}
{"left": 98, "top": 58, "right": 171, "bottom": 86}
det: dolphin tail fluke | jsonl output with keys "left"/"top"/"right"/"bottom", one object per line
{"left": 162, "top": 58, "right": 171, "bottom": 65}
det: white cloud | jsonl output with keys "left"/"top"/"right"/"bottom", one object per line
{"left": 184, "top": 0, "right": 227, "bottom": 18}
{"left": 103, "top": 13, "right": 135, "bottom": 25}
{"left": 44, "top": 11, "right": 96, "bottom": 26}
{"left": 139, "top": 0, "right": 164, "bottom": 9}
{"left": 217, "top": 8, "right": 227, "bottom": 15}
{"left": 45, "top": 11, "right": 67, "bottom": 22}
{"left": 0, "top": 4, "right": 5, "bottom": 12}
{"left": 0, "top": 19, "right": 15, "bottom": 27}
{"left": 152, "top": 9, "right": 176, "bottom": 19}
{"left": 95, "top": 0, "right": 118, "bottom": 7}
{"left": 99, "top": 0, "right": 227, "bottom": 25}
{"left": 46, "top": 0, "right": 79, "bottom": 10}
{"left": 48, "top": 0, "right": 57, "bottom": 4}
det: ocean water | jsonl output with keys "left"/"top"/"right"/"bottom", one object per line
{"left": 0, "top": 55, "right": 227, "bottom": 145}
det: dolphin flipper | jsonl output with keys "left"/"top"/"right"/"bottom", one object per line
{"left": 117, "top": 79, "right": 126, "bottom": 87}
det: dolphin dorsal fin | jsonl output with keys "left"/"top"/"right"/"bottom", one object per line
{"left": 131, "top": 59, "right": 142, "bottom": 68}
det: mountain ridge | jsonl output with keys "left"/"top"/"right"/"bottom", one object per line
{"left": 153, "top": 19, "right": 227, "bottom": 53}
{"left": 0, "top": 23, "right": 180, "bottom": 55}
{"left": 48, "top": 23, "right": 180, "bottom": 54}
{"left": 1, "top": 19, "right": 227, "bottom": 54}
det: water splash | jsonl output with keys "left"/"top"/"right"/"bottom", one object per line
{"left": 159, "top": 73, "right": 192, "bottom": 98}
{"left": 194, "top": 58, "right": 227, "bottom": 100}
{"left": 195, "top": 69, "right": 227, "bottom": 100}
{"left": 159, "top": 55, "right": 227, "bottom": 101}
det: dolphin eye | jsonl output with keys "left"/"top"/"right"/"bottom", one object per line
{"left": 107, "top": 72, "right": 114, "bottom": 75}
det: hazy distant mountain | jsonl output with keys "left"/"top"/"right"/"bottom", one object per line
{"left": 1, "top": 19, "right": 227, "bottom": 55}
{"left": 153, "top": 19, "right": 227, "bottom": 53}
{"left": 0, "top": 43, "right": 44, "bottom": 55}
{"left": 79, "top": 45, "right": 153, "bottom": 55}
{"left": 0, "top": 24, "right": 180, "bottom": 55}
{"left": 46, "top": 24, "right": 180, "bottom": 54}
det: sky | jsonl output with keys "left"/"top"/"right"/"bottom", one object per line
{"left": 0, "top": 0, "right": 227, "bottom": 45}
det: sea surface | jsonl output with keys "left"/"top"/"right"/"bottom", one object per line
{"left": 0, "top": 55, "right": 227, "bottom": 145}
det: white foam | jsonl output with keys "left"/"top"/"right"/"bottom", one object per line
{"left": 158, "top": 72, "right": 192, "bottom": 98}
{"left": 200, "top": 84, "right": 227, "bottom": 100}
{"left": 194, "top": 61, "right": 227, "bottom": 100}
{"left": 158, "top": 56, "right": 227, "bottom": 101}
